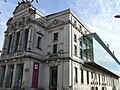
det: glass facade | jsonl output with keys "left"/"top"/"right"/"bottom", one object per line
{"left": 81, "top": 34, "right": 94, "bottom": 61}
{"left": 81, "top": 33, "right": 120, "bottom": 75}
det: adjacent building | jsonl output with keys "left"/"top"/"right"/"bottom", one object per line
{"left": 0, "top": 1, "right": 120, "bottom": 90}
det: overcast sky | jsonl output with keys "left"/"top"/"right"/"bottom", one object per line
{"left": 0, "top": 0, "right": 120, "bottom": 74}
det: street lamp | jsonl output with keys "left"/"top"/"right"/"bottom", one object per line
{"left": 114, "top": 15, "right": 120, "bottom": 18}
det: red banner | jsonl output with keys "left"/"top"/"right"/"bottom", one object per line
{"left": 32, "top": 62, "right": 39, "bottom": 88}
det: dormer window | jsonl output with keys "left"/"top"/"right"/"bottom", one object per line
{"left": 80, "top": 25, "right": 82, "bottom": 31}
{"left": 85, "top": 31, "right": 87, "bottom": 34}
{"left": 74, "top": 20, "right": 76, "bottom": 26}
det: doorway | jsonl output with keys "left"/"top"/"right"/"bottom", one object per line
{"left": 49, "top": 66, "right": 58, "bottom": 90}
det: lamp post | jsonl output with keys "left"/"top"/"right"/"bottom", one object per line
{"left": 114, "top": 15, "right": 120, "bottom": 18}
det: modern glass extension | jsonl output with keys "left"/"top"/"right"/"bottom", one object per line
{"left": 81, "top": 33, "right": 120, "bottom": 75}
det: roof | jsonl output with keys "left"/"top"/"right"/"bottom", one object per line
{"left": 46, "top": 9, "right": 70, "bottom": 18}
{"left": 84, "top": 62, "right": 120, "bottom": 78}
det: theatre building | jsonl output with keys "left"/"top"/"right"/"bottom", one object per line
{"left": 0, "top": 1, "right": 120, "bottom": 90}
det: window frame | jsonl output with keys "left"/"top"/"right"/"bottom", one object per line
{"left": 87, "top": 71, "right": 89, "bottom": 84}
{"left": 53, "top": 32, "right": 58, "bottom": 41}
{"left": 74, "top": 34, "right": 77, "bottom": 43}
{"left": 74, "top": 67, "right": 78, "bottom": 83}
{"left": 37, "top": 36, "right": 42, "bottom": 50}
{"left": 81, "top": 69, "right": 84, "bottom": 83}
{"left": 53, "top": 44, "right": 57, "bottom": 54}
{"left": 74, "top": 45, "right": 77, "bottom": 56}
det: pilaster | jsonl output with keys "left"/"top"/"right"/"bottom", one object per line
{"left": 17, "top": 30, "right": 23, "bottom": 51}
{"left": 2, "top": 65, "right": 8, "bottom": 87}
{"left": 27, "top": 26, "right": 33, "bottom": 51}
{"left": 22, "top": 59, "right": 30, "bottom": 88}
{"left": 9, "top": 33, "right": 15, "bottom": 53}
{"left": 20, "top": 30, "right": 25, "bottom": 51}
{"left": 2, "top": 34, "right": 8, "bottom": 54}
{"left": 11, "top": 63, "right": 17, "bottom": 88}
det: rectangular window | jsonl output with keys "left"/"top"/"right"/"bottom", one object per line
{"left": 5, "top": 65, "right": 14, "bottom": 88}
{"left": 74, "top": 67, "right": 78, "bottom": 83}
{"left": 74, "top": 45, "right": 77, "bottom": 55}
{"left": 74, "top": 34, "right": 77, "bottom": 42}
{"left": 53, "top": 32, "right": 58, "bottom": 41}
{"left": 91, "top": 72, "right": 93, "bottom": 79}
{"left": 81, "top": 69, "right": 84, "bottom": 83}
{"left": 15, "top": 64, "right": 24, "bottom": 87}
{"left": 99, "top": 74, "right": 100, "bottom": 85}
{"left": 37, "top": 36, "right": 42, "bottom": 50}
{"left": 49, "top": 66, "right": 58, "bottom": 90}
{"left": 79, "top": 25, "right": 82, "bottom": 31}
{"left": 80, "top": 39, "right": 82, "bottom": 47}
{"left": 53, "top": 44, "right": 57, "bottom": 54}
{"left": 24, "top": 28, "right": 29, "bottom": 50}
{"left": 15, "top": 31, "right": 20, "bottom": 52}
{"left": 87, "top": 71, "right": 89, "bottom": 84}
{"left": 7, "top": 34, "right": 12, "bottom": 53}
{"left": 80, "top": 49, "right": 83, "bottom": 58}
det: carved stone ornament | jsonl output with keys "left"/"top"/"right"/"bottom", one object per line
{"left": 25, "top": 68, "right": 29, "bottom": 72}
{"left": 16, "top": 17, "right": 32, "bottom": 28}
{"left": 47, "top": 19, "right": 65, "bottom": 28}
{"left": 13, "top": 1, "right": 32, "bottom": 14}
{"left": 11, "top": 23, "right": 17, "bottom": 30}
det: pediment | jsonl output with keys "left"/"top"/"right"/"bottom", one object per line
{"left": 13, "top": 1, "right": 32, "bottom": 14}
{"left": 6, "top": 17, "right": 13, "bottom": 25}
{"left": 47, "top": 19, "right": 65, "bottom": 28}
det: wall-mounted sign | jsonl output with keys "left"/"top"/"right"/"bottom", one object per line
{"left": 32, "top": 62, "right": 39, "bottom": 88}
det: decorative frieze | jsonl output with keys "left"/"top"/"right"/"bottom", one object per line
{"left": 6, "top": 16, "right": 33, "bottom": 33}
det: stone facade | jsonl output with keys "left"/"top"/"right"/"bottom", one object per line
{"left": 0, "top": 1, "right": 119, "bottom": 90}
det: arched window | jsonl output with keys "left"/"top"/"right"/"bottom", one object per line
{"left": 91, "top": 87, "right": 94, "bottom": 90}
{"left": 96, "top": 87, "right": 98, "bottom": 90}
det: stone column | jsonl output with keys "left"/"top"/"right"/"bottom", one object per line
{"left": 9, "top": 33, "right": 15, "bottom": 53}
{"left": 27, "top": 26, "right": 33, "bottom": 51}
{"left": 22, "top": 59, "right": 30, "bottom": 88}
{"left": 12, "top": 32, "right": 17, "bottom": 52}
{"left": 2, "top": 34, "right": 8, "bottom": 54}
{"left": 20, "top": 30, "right": 25, "bottom": 51}
{"left": 17, "top": 30, "right": 23, "bottom": 51}
{"left": 11, "top": 64, "right": 17, "bottom": 88}
{"left": 0, "top": 66, "right": 4, "bottom": 87}
{"left": 2, "top": 65, "right": 8, "bottom": 87}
